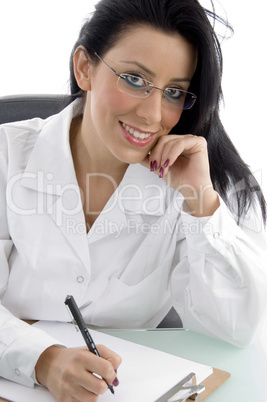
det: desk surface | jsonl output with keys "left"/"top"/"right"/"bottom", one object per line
{"left": 1, "top": 328, "right": 266, "bottom": 402}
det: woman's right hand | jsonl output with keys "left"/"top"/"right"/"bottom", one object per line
{"left": 35, "top": 345, "right": 122, "bottom": 402}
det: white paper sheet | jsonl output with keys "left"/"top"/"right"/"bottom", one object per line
{"left": 0, "top": 321, "right": 213, "bottom": 402}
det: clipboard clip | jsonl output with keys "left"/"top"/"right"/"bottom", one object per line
{"left": 155, "top": 372, "right": 205, "bottom": 402}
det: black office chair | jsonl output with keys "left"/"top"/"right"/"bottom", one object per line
{"left": 0, "top": 94, "right": 73, "bottom": 125}
{"left": 0, "top": 93, "right": 182, "bottom": 328}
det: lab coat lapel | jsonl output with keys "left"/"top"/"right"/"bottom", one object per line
{"left": 19, "top": 100, "right": 91, "bottom": 272}
{"left": 121, "top": 164, "right": 170, "bottom": 215}
{"left": 86, "top": 187, "right": 128, "bottom": 244}
{"left": 87, "top": 164, "right": 168, "bottom": 244}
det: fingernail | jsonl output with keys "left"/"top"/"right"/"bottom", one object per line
{"left": 113, "top": 377, "right": 119, "bottom": 387}
{"left": 163, "top": 159, "right": 170, "bottom": 168}
{"left": 150, "top": 161, "right": 158, "bottom": 172}
{"left": 159, "top": 167, "right": 164, "bottom": 178}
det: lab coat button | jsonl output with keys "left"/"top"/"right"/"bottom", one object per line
{"left": 213, "top": 232, "right": 220, "bottom": 239}
{"left": 15, "top": 368, "right": 21, "bottom": 376}
{"left": 76, "top": 276, "right": 84, "bottom": 283}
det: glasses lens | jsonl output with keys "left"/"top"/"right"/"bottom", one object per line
{"left": 117, "top": 75, "right": 197, "bottom": 110}
{"left": 118, "top": 74, "right": 149, "bottom": 96}
{"left": 163, "top": 89, "right": 197, "bottom": 110}
{"left": 183, "top": 93, "right": 197, "bottom": 110}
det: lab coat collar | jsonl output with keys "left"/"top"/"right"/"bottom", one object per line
{"left": 20, "top": 99, "right": 83, "bottom": 193}
{"left": 87, "top": 164, "right": 175, "bottom": 244}
{"left": 117, "top": 163, "right": 171, "bottom": 217}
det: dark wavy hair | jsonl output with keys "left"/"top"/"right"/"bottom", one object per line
{"left": 69, "top": 0, "right": 266, "bottom": 225}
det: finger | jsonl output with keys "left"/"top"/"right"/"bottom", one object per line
{"left": 148, "top": 137, "right": 181, "bottom": 179}
{"left": 150, "top": 134, "right": 203, "bottom": 162}
{"left": 80, "top": 346, "right": 121, "bottom": 392}
{"left": 97, "top": 344, "right": 122, "bottom": 372}
{"left": 75, "top": 368, "right": 110, "bottom": 397}
{"left": 153, "top": 135, "right": 208, "bottom": 177}
{"left": 97, "top": 344, "right": 121, "bottom": 389}
{"left": 148, "top": 135, "right": 185, "bottom": 172}
{"left": 140, "top": 135, "right": 191, "bottom": 173}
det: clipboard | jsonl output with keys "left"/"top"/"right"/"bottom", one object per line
{"left": 196, "top": 367, "right": 231, "bottom": 401}
{"left": 155, "top": 368, "right": 230, "bottom": 402}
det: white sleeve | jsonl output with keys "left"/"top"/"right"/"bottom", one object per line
{"left": 171, "top": 195, "right": 267, "bottom": 347}
{"left": 0, "top": 305, "right": 65, "bottom": 387}
{"left": 0, "top": 147, "right": 64, "bottom": 388}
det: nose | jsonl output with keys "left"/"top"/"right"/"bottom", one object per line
{"left": 135, "top": 89, "right": 163, "bottom": 125}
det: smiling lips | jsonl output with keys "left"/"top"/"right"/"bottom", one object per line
{"left": 120, "top": 122, "right": 155, "bottom": 147}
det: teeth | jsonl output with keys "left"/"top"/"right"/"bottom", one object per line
{"left": 122, "top": 123, "right": 151, "bottom": 139}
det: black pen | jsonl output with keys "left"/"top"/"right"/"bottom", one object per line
{"left": 64, "top": 295, "right": 115, "bottom": 395}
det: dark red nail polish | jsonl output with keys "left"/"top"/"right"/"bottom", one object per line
{"left": 150, "top": 161, "right": 154, "bottom": 171}
{"left": 113, "top": 377, "right": 119, "bottom": 387}
{"left": 153, "top": 160, "right": 158, "bottom": 171}
{"left": 159, "top": 167, "right": 164, "bottom": 178}
{"left": 163, "top": 159, "right": 170, "bottom": 168}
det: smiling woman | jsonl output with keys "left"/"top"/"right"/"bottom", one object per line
{"left": 72, "top": 26, "right": 197, "bottom": 167}
{"left": 0, "top": 1, "right": 267, "bottom": 401}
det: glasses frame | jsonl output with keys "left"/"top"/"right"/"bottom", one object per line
{"left": 94, "top": 52, "right": 197, "bottom": 110}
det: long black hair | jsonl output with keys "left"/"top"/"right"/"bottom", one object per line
{"left": 69, "top": 0, "right": 266, "bottom": 225}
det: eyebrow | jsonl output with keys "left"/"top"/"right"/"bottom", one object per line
{"left": 120, "top": 60, "right": 191, "bottom": 83}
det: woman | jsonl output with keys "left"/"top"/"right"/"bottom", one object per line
{"left": 0, "top": 0, "right": 266, "bottom": 400}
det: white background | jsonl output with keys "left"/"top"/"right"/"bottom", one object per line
{"left": 0, "top": 0, "right": 266, "bottom": 196}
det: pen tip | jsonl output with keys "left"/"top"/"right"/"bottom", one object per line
{"left": 109, "top": 385, "right": 115, "bottom": 394}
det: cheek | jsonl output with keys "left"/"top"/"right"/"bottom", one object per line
{"left": 162, "top": 109, "right": 183, "bottom": 132}
{"left": 107, "top": 92, "right": 133, "bottom": 110}
{"left": 92, "top": 84, "right": 137, "bottom": 117}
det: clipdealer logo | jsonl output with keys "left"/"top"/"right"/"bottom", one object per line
{"left": 5, "top": 169, "right": 265, "bottom": 233}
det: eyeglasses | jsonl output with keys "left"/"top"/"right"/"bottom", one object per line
{"left": 94, "top": 52, "right": 197, "bottom": 110}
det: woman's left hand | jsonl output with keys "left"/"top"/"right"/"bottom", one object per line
{"left": 141, "top": 134, "right": 220, "bottom": 217}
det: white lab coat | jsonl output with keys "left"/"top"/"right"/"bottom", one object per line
{"left": 0, "top": 99, "right": 267, "bottom": 387}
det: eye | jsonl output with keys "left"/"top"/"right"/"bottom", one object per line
{"left": 164, "top": 87, "right": 185, "bottom": 100}
{"left": 120, "top": 73, "right": 147, "bottom": 88}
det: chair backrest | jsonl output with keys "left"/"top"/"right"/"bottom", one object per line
{"left": 0, "top": 94, "right": 73, "bottom": 125}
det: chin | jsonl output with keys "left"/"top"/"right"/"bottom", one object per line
{"left": 119, "top": 154, "right": 147, "bottom": 165}
{"left": 113, "top": 148, "right": 149, "bottom": 165}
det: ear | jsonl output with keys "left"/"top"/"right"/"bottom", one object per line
{"left": 73, "top": 46, "right": 92, "bottom": 91}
